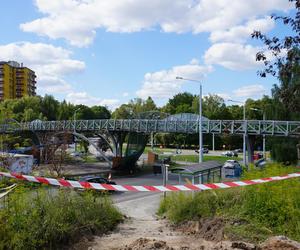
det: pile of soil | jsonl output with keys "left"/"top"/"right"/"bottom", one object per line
{"left": 175, "top": 217, "right": 225, "bottom": 242}
{"left": 121, "top": 238, "right": 173, "bottom": 250}
{"left": 260, "top": 236, "right": 300, "bottom": 250}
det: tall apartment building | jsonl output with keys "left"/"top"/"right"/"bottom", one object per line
{"left": 0, "top": 61, "right": 36, "bottom": 101}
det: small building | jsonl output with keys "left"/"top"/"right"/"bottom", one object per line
{"left": 171, "top": 161, "right": 223, "bottom": 184}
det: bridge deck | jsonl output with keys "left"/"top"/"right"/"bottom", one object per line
{"left": 1, "top": 119, "right": 299, "bottom": 137}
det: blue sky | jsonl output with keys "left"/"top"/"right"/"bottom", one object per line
{"left": 0, "top": 0, "right": 294, "bottom": 109}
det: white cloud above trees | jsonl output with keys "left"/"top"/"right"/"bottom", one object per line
{"left": 20, "top": 0, "right": 291, "bottom": 47}
{"left": 233, "top": 84, "right": 266, "bottom": 97}
{"left": 204, "top": 43, "right": 264, "bottom": 70}
{"left": 10, "top": 0, "right": 293, "bottom": 105}
{"left": 66, "top": 91, "right": 119, "bottom": 109}
{"left": 136, "top": 59, "right": 213, "bottom": 99}
{"left": 209, "top": 17, "right": 275, "bottom": 43}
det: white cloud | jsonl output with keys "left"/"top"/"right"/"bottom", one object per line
{"left": 216, "top": 93, "right": 231, "bottom": 100}
{"left": 38, "top": 76, "right": 73, "bottom": 93}
{"left": 204, "top": 43, "right": 264, "bottom": 70}
{"left": 66, "top": 91, "right": 119, "bottom": 109}
{"left": 233, "top": 84, "right": 266, "bottom": 97}
{"left": 209, "top": 17, "right": 275, "bottom": 43}
{"left": 20, "top": 0, "right": 292, "bottom": 47}
{"left": 122, "top": 92, "right": 129, "bottom": 97}
{"left": 0, "top": 42, "right": 85, "bottom": 94}
{"left": 136, "top": 60, "right": 213, "bottom": 99}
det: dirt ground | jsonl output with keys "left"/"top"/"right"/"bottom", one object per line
{"left": 73, "top": 214, "right": 233, "bottom": 250}
{"left": 73, "top": 215, "right": 300, "bottom": 250}
{"left": 71, "top": 194, "right": 300, "bottom": 250}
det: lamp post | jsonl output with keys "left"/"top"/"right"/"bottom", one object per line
{"left": 73, "top": 108, "right": 81, "bottom": 152}
{"left": 176, "top": 76, "right": 203, "bottom": 163}
{"left": 250, "top": 108, "right": 266, "bottom": 159}
{"left": 228, "top": 99, "right": 247, "bottom": 166}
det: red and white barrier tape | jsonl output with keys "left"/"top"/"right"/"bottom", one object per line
{"left": 1, "top": 171, "right": 300, "bottom": 192}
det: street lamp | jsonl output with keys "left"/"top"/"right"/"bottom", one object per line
{"left": 228, "top": 99, "right": 247, "bottom": 166}
{"left": 176, "top": 76, "right": 203, "bottom": 163}
{"left": 73, "top": 108, "right": 81, "bottom": 152}
{"left": 250, "top": 108, "right": 266, "bottom": 159}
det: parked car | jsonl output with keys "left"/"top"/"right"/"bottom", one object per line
{"left": 255, "top": 158, "right": 266, "bottom": 168}
{"left": 195, "top": 148, "right": 209, "bottom": 154}
{"left": 221, "top": 151, "right": 238, "bottom": 157}
{"left": 234, "top": 148, "right": 243, "bottom": 153}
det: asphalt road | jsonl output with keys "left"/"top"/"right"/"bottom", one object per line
{"left": 111, "top": 173, "right": 180, "bottom": 203}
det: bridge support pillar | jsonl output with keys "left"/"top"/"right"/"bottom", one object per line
{"left": 246, "top": 135, "right": 256, "bottom": 164}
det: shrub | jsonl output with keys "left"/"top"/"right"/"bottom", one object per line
{"left": 158, "top": 164, "right": 300, "bottom": 243}
{"left": 0, "top": 187, "right": 122, "bottom": 249}
{"left": 270, "top": 138, "right": 298, "bottom": 164}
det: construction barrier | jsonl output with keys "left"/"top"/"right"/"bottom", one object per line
{"left": 0, "top": 171, "right": 300, "bottom": 192}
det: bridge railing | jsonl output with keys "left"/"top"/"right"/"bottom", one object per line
{"left": 0, "top": 119, "right": 299, "bottom": 137}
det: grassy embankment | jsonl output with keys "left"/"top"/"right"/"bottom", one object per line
{"left": 0, "top": 183, "right": 122, "bottom": 249}
{"left": 158, "top": 164, "right": 300, "bottom": 243}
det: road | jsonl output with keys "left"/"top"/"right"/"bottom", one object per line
{"left": 111, "top": 172, "right": 180, "bottom": 203}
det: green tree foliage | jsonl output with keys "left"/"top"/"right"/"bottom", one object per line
{"left": 0, "top": 95, "right": 111, "bottom": 122}
{"left": 252, "top": 1, "right": 300, "bottom": 162}
{"left": 91, "top": 105, "right": 111, "bottom": 119}
{"left": 0, "top": 96, "right": 111, "bottom": 151}
{"left": 40, "top": 95, "right": 59, "bottom": 120}
{"left": 113, "top": 97, "right": 157, "bottom": 119}
{"left": 163, "top": 92, "right": 195, "bottom": 114}
{"left": 192, "top": 94, "right": 231, "bottom": 119}
{"left": 57, "top": 100, "right": 74, "bottom": 120}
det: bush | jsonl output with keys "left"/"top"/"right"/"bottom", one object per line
{"left": 158, "top": 164, "right": 300, "bottom": 243}
{"left": 0, "top": 187, "right": 122, "bottom": 249}
{"left": 270, "top": 138, "right": 298, "bottom": 164}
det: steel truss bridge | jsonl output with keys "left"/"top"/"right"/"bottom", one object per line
{"left": 0, "top": 118, "right": 299, "bottom": 170}
{"left": 1, "top": 119, "right": 300, "bottom": 136}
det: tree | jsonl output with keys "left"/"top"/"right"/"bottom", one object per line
{"left": 252, "top": 0, "right": 300, "bottom": 114}
{"left": 91, "top": 106, "right": 111, "bottom": 119}
{"left": 192, "top": 94, "right": 231, "bottom": 119}
{"left": 112, "top": 104, "right": 134, "bottom": 119}
{"left": 57, "top": 100, "right": 75, "bottom": 120}
{"left": 113, "top": 97, "right": 158, "bottom": 118}
{"left": 252, "top": 1, "right": 300, "bottom": 163}
{"left": 40, "top": 95, "right": 59, "bottom": 120}
{"left": 163, "top": 92, "right": 195, "bottom": 114}
{"left": 252, "top": 0, "right": 300, "bottom": 77}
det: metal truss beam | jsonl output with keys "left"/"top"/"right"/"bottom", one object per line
{"left": 0, "top": 119, "right": 299, "bottom": 137}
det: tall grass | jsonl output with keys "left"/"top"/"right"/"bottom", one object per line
{"left": 158, "top": 164, "right": 300, "bottom": 243}
{"left": 0, "top": 187, "right": 122, "bottom": 249}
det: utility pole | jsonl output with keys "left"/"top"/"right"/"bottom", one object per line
{"left": 73, "top": 108, "right": 80, "bottom": 152}
{"left": 228, "top": 99, "right": 247, "bottom": 166}
{"left": 176, "top": 76, "right": 203, "bottom": 163}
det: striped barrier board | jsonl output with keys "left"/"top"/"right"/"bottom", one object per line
{"left": 0, "top": 171, "right": 300, "bottom": 192}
